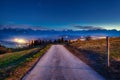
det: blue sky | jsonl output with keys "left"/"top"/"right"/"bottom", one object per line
{"left": 0, "top": 0, "right": 120, "bottom": 30}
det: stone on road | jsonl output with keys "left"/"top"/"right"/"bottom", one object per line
{"left": 22, "top": 45, "right": 105, "bottom": 80}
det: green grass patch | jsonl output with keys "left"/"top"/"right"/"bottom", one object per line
{"left": 3, "top": 44, "right": 51, "bottom": 80}
{"left": 0, "top": 48, "right": 40, "bottom": 80}
{"left": 0, "top": 48, "right": 39, "bottom": 68}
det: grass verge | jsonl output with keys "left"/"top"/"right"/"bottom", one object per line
{"left": 65, "top": 37, "right": 120, "bottom": 80}
{"left": 0, "top": 45, "right": 51, "bottom": 80}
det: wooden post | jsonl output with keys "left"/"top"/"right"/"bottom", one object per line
{"left": 106, "top": 36, "right": 110, "bottom": 67}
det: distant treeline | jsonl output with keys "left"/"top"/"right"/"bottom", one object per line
{"left": 0, "top": 37, "right": 70, "bottom": 54}
{"left": 0, "top": 36, "right": 98, "bottom": 54}
{"left": 29, "top": 37, "right": 70, "bottom": 47}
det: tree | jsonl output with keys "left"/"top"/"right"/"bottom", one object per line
{"left": 86, "top": 36, "right": 92, "bottom": 41}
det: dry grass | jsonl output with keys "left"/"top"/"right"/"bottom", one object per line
{"left": 70, "top": 37, "right": 120, "bottom": 60}
{"left": 67, "top": 37, "right": 120, "bottom": 80}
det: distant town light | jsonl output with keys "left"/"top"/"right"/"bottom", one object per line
{"left": 13, "top": 38, "right": 27, "bottom": 44}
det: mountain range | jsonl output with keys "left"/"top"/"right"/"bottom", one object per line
{"left": 0, "top": 28, "right": 120, "bottom": 41}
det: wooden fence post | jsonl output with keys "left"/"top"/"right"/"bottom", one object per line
{"left": 106, "top": 36, "right": 110, "bottom": 67}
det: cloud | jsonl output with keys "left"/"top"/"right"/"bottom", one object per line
{"left": 74, "top": 25, "right": 105, "bottom": 30}
{"left": 0, "top": 24, "right": 50, "bottom": 30}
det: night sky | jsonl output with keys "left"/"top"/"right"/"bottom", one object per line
{"left": 0, "top": 0, "right": 120, "bottom": 30}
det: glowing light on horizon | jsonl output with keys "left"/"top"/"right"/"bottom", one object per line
{"left": 13, "top": 38, "right": 27, "bottom": 44}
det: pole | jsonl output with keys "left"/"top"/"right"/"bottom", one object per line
{"left": 106, "top": 36, "right": 110, "bottom": 67}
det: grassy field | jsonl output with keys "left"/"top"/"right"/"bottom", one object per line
{"left": 0, "top": 45, "right": 51, "bottom": 80}
{"left": 67, "top": 37, "right": 120, "bottom": 80}
{"left": 70, "top": 37, "right": 120, "bottom": 60}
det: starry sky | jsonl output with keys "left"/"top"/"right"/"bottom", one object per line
{"left": 0, "top": 0, "right": 120, "bottom": 30}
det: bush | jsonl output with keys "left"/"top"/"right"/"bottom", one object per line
{"left": 0, "top": 47, "right": 8, "bottom": 54}
{"left": 85, "top": 36, "right": 92, "bottom": 41}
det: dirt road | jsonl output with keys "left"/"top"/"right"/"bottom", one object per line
{"left": 22, "top": 45, "right": 105, "bottom": 80}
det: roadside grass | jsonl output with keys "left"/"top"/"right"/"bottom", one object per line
{"left": 4, "top": 44, "right": 51, "bottom": 80}
{"left": 0, "top": 48, "right": 39, "bottom": 67}
{"left": 110, "top": 38, "right": 120, "bottom": 60}
{"left": 66, "top": 37, "right": 120, "bottom": 80}
{"left": 0, "top": 47, "right": 40, "bottom": 80}
{"left": 70, "top": 37, "right": 120, "bottom": 60}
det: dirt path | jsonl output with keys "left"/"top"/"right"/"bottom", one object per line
{"left": 22, "top": 45, "right": 105, "bottom": 80}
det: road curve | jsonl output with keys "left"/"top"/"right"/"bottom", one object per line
{"left": 22, "top": 45, "right": 105, "bottom": 80}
